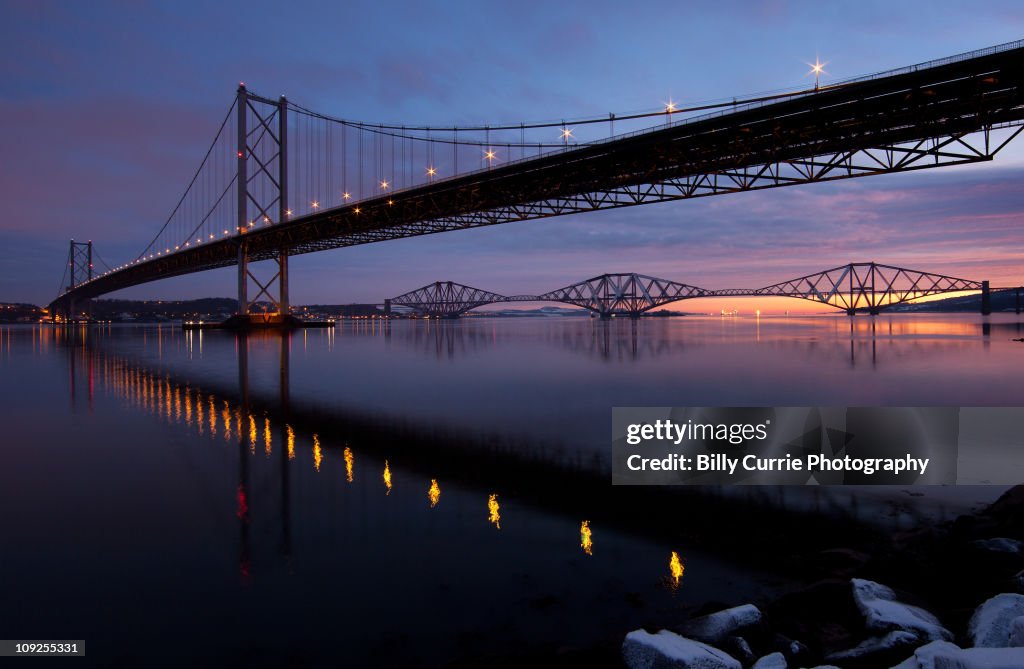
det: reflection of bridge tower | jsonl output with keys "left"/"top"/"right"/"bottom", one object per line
{"left": 234, "top": 331, "right": 294, "bottom": 580}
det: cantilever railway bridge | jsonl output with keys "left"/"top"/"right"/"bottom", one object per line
{"left": 387, "top": 263, "right": 994, "bottom": 318}
{"left": 50, "top": 41, "right": 1024, "bottom": 320}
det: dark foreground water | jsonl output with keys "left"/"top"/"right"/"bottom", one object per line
{"left": 1, "top": 314, "right": 1022, "bottom": 667}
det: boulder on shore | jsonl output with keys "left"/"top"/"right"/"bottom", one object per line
{"left": 892, "top": 639, "right": 1024, "bottom": 669}
{"left": 850, "top": 578, "right": 952, "bottom": 641}
{"left": 751, "top": 652, "right": 787, "bottom": 669}
{"left": 676, "top": 604, "right": 762, "bottom": 645}
{"left": 968, "top": 593, "right": 1024, "bottom": 648}
{"left": 823, "top": 629, "right": 919, "bottom": 665}
{"left": 622, "top": 629, "right": 741, "bottom": 669}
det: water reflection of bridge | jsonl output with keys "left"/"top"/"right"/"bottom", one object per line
{"left": 375, "top": 315, "right": 1020, "bottom": 366}
{"left": 49, "top": 325, "right": 971, "bottom": 583}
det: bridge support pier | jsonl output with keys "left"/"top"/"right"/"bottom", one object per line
{"left": 981, "top": 280, "right": 991, "bottom": 315}
{"left": 384, "top": 299, "right": 391, "bottom": 318}
{"left": 1016, "top": 287, "right": 1021, "bottom": 315}
{"left": 846, "top": 308, "right": 856, "bottom": 316}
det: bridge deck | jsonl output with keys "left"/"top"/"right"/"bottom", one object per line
{"left": 57, "top": 42, "right": 1024, "bottom": 306}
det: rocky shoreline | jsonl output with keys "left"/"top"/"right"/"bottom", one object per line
{"left": 620, "top": 485, "right": 1024, "bottom": 669}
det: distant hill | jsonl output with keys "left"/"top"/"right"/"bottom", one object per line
{"left": 888, "top": 288, "right": 1022, "bottom": 313}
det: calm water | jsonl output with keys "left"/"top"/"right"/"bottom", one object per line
{"left": 1, "top": 314, "right": 1022, "bottom": 667}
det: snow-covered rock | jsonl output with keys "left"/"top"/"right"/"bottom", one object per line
{"left": 722, "top": 636, "right": 754, "bottom": 665}
{"left": 892, "top": 639, "right": 1024, "bottom": 669}
{"left": 823, "top": 629, "right": 919, "bottom": 663}
{"left": 788, "top": 639, "right": 809, "bottom": 658}
{"left": 751, "top": 652, "right": 787, "bottom": 669}
{"left": 850, "top": 578, "right": 952, "bottom": 641}
{"left": 1008, "top": 616, "right": 1024, "bottom": 647}
{"left": 973, "top": 538, "right": 1024, "bottom": 555}
{"left": 969, "top": 593, "right": 1024, "bottom": 648}
{"left": 677, "top": 604, "right": 762, "bottom": 644}
{"left": 622, "top": 629, "right": 741, "bottom": 669}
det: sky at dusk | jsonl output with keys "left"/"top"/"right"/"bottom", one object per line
{"left": 2, "top": 0, "right": 1024, "bottom": 312}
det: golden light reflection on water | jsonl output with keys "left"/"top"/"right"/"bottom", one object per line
{"left": 669, "top": 551, "right": 684, "bottom": 591}
{"left": 580, "top": 520, "right": 593, "bottom": 556}
{"left": 343, "top": 446, "right": 354, "bottom": 483}
{"left": 222, "top": 401, "right": 231, "bottom": 440}
{"left": 84, "top": 350, "right": 640, "bottom": 584}
{"left": 488, "top": 494, "right": 501, "bottom": 529}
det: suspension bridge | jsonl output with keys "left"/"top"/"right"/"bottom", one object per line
{"left": 49, "top": 40, "right": 1024, "bottom": 325}
{"left": 387, "top": 263, "right": 998, "bottom": 318}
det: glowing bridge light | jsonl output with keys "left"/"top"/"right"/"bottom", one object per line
{"left": 669, "top": 551, "right": 684, "bottom": 590}
{"left": 664, "top": 98, "right": 678, "bottom": 113}
{"left": 286, "top": 209, "right": 292, "bottom": 216}
{"left": 807, "top": 57, "right": 828, "bottom": 87}
{"left": 488, "top": 493, "right": 501, "bottom": 529}
{"left": 311, "top": 201, "right": 319, "bottom": 209}
{"left": 580, "top": 520, "right": 593, "bottom": 555}
{"left": 342, "top": 192, "right": 351, "bottom": 200}
{"left": 484, "top": 149, "right": 496, "bottom": 163}
{"left": 428, "top": 479, "right": 441, "bottom": 507}
{"left": 426, "top": 166, "right": 437, "bottom": 177}
{"left": 560, "top": 127, "right": 574, "bottom": 141}
{"left": 354, "top": 207, "right": 361, "bottom": 214}
{"left": 380, "top": 180, "right": 390, "bottom": 190}
{"left": 387, "top": 199, "right": 394, "bottom": 206}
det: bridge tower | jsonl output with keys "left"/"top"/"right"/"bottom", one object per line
{"left": 235, "top": 85, "right": 290, "bottom": 322}
{"left": 64, "top": 239, "right": 93, "bottom": 321}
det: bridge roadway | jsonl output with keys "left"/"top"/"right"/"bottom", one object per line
{"left": 54, "top": 41, "right": 1024, "bottom": 311}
